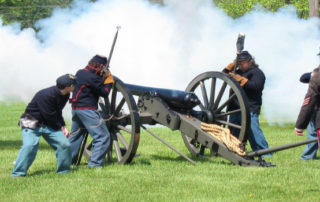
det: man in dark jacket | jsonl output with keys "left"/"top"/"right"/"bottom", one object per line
{"left": 11, "top": 74, "right": 76, "bottom": 177}
{"left": 69, "top": 55, "right": 114, "bottom": 168}
{"left": 223, "top": 51, "right": 271, "bottom": 155}
{"left": 295, "top": 65, "right": 320, "bottom": 154}
{"left": 296, "top": 72, "right": 318, "bottom": 160}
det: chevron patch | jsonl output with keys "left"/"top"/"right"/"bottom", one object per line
{"left": 302, "top": 97, "right": 310, "bottom": 106}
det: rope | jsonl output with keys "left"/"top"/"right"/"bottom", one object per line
{"left": 200, "top": 122, "right": 246, "bottom": 156}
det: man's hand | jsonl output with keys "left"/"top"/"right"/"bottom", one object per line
{"left": 104, "top": 70, "right": 115, "bottom": 84}
{"left": 225, "top": 61, "right": 235, "bottom": 71}
{"left": 229, "top": 72, "right": 248, "bottom": 86}
{"left": 61, "top": 126, "right": 70, "bottom": 138}
{"left": 294, "top": 128, "right": 304, "bottom": 136}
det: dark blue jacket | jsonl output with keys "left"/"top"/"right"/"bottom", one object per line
{"left": 224, "top": 66, "right": 265, "bottom": 114}
{"left": 71, "top": 65, "right": 112, "bottom": 109}
{"left": 296, "top": 67, "right": 320, "bottom": 129}
{"left": 23, "top": 86, "right": 69, "bottom": 130}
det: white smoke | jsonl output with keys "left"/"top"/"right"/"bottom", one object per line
{"left": 0, "top": 0, "right": 319, "bottom": 124}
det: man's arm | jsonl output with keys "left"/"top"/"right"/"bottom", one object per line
{"left": 90, "top": 76, "right": 112, "bottom": 97}
{"left": 56, "top": 95, "right": 69, "bottom": 128}
{"left": 242, "top": 69, "right": 265, "bottom": 91}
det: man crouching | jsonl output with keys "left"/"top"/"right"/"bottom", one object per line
{"left": 11, "top": 74, "right": 76, "bottom": 177}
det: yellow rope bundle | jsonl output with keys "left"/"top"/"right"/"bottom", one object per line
{"left": 200, "top": 122, "right": 246, "bottom": 156}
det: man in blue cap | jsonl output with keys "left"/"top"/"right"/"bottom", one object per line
{"left": 295, "top": 50, "right": 320, "bottom": 159}
{"left": 69, "top": 55, "right": 114, "bottom": 168}
{"left": 11, "top": 74, "right": 76, "bottom": 177}
{"left": 223, "top": 51, "right": 271, "bottom": 156}
{"left": 296, "top": 72, "right": 318, "bottom": 160}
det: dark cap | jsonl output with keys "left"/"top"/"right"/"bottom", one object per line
{"left": 90, "top": 54, "right": 107, "bottom": 65}
{"left": 238, "top": 51, "right": 252, "bottom": 62}
{"left": 56, "top": 74, "right": 76, "bottom": 89}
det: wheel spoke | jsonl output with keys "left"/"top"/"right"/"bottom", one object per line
{"left": 117, "top": 125, "right": 132, "bottom": 134}
{"left": 200, "top": 81, "right": 209, "bottom": 108}
{"left": 98, "top": 97, "right": 110, "bottom": 115}
{"left": 200, "top": 145, "right": 205, "bottom": 155}
{"left": 211, "top": 82, "right": 227, "bottom": 111}
{"left": 209, "top": 78, "right": 216, "bottom": 110}
{"left": 215, "top": 109, "right": 241, "bottom": 118}
{"left": 215, "top": 119, "right": 242, "bottom": 129}
{"left": 116, "top": 132, "right": 129, "bottom": 149}
{"left": 114, "top": 97, "right": 125, "bottom": 116}
{"left": 199, "top": 102, "right": 206, "bottom": 111}
{"left": 110, "top": 86, "right": 118, "bottom": 114}
{"left": 113, "top": 139, "right": 122, "bottom": 161}
{"left": 215, "top": 93, "right": 236, "bottom": 113}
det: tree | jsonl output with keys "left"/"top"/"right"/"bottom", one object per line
{"left": 0, "top": 0, "right": 74, "bottom": 29}
{"left": 309, "top": 0, "right": 319, "bottom": 17}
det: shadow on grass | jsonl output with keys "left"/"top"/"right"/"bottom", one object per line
{"left": 0, "top": 140, "right": 54, "bottom": 151}
{"left": 149, "top": 154, "right": 227, "bottom": 164}
{"left": 153, "top": 154, "right": 236, "bottom": 166}
{"left": 0, "top": 140, "right": 22, "bottom": 150}
{"left": 129, "top": 159, "right": 152, "bottom": 165}
{"left": 109, "top": 153, "right": 234, "bottom": 166}
{"left": 28, "top": 169, "right": 54, "bottom": 176}
{"left": 70, "top": 156, "right": 234, "bottom": 170}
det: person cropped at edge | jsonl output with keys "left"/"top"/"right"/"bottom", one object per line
{"left": 222, "top": 51, "right": 271, "bottom": 156}
{"left": 11, "top": 74, "right": 76, "bottom": 177}
{"left": 297, "top": 71, "right": 318, "bottom": 160}
{"left": 69, "top": 54, "right": 114, "bottom": 168}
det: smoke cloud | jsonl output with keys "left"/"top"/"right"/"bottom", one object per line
{"left": 0, "top": 0, "right": 319, "bottom": 124}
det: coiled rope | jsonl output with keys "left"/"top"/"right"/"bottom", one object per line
{"left": 200, "top": 122, "right": 246, "bottom": 156}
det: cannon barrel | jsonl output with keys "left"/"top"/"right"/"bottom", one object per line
{"left": 125, "top": 83, "right": 200, "bottom": 110}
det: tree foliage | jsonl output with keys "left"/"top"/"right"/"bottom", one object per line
{"left": 0, "top": 0, "right": 316, "bottom": 29}
{"left": 214, "top": 0, "right": 310, "bottom": 19}
{"left": 0, "top": 0, "right": 82, "bottom": 29}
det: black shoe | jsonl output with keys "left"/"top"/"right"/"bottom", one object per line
{"left": 258, "top": 157, "right": 276, "bottom": 167}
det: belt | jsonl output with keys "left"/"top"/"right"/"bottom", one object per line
{"left": 72, "top": 106, "right": 97, "bottom": 110}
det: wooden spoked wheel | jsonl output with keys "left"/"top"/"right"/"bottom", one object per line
{"left": 82, "top": 77, "right": 140, "bottom": 164}
{"left": 181, "top": 71, "right": 250, "bottom": 156}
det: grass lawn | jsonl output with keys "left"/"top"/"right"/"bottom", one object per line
{"left": 1, "top": 102, "right": 320, "bottom": 202}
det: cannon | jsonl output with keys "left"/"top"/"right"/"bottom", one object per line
{"left": 74, "top": 71, "right": 318, "bottom": 167}
{"left": 73, "top": 29, "right": 319, "bottom": 167}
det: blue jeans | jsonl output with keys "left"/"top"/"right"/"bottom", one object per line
{"left": 229, "top": 112, "right": 270, "bottom": 155}
{"left": 11, "top": 126, "right": 71, "bottom": 177}
{"left": 69, "top": 109, "right": 110, "bottom": 167}
{"left": 301, "top": 110, "right": 318, "bottom": 160}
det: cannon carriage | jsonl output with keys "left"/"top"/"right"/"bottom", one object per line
{"left": 75, "top": 71, "right": 282, "bottom": 166}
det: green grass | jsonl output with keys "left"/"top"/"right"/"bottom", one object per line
{"left": 1, "top": 102, "right": 320, "bottom": 201}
